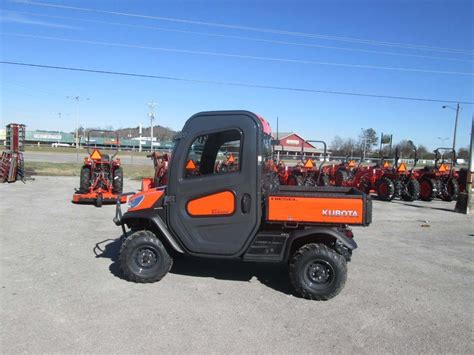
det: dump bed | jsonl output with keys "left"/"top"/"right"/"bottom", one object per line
{"left": 266, "top": 186, "right": 372, "bottom": 226}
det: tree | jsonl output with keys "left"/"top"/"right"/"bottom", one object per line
{"left": 395, "top": 140, "right": 416, "bottom": 159}
{"left": 457, "top": 147, "right": 469, "bottom": 159}
{"left": 417, "top": 145, "right": 430, "bottom": 159}
{"left": 359, "top": 128, "right": 378, "bottom": 156}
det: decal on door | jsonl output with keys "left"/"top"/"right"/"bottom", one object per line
{"left": 187, "top": 191, "right": 235, "bottom": 217}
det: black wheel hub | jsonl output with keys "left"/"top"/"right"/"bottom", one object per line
{"left": 306, "top": 261, "right": 332, "bottom": 284}
{"left": 134, "top": 247, "right": 158, "bottom": 269}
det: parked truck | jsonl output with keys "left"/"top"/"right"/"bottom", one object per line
{"left": 114, "top": 111, "right": 372, "bottom": 300}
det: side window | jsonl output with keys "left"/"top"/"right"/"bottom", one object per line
{"left": 185, "top": 129, "right": 242, "bottom": 178}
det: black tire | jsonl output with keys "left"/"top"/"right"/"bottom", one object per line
{"left": 318, "top": 172, "right": 330, "bottom": 186}
{"left": 119, "top": 230, "right": 173, "bottom": 283}
{"left": 113, "top": 167, "right": 124, "bottom": 194}
{"left": 401, "top": 179, "right": 420, "bottom": 202}
{"left": 377, "top": 177, "right": 395, "bottom": 201}
{"left": 358, "top": 179, "right": 371, "bottom": 194}
{"left": 419, "top": 178, "right": 437, "bottom": 201}
{"left": 289, "top": 243, "right": 347, "bottom": 300}
{"left": 79, "top": 166, "right": 90, "bottom": 193}
{"left": 296, "top": 175, "right": 304, "bottom": 186}
{"left": 96, "top": 195, "right": 103, "bottom": 208}
{"left": 441, "top": 178, "right": 459, "bottom": 202}
{"left": 335, "top": 169, "right": 348, "bottom": 187}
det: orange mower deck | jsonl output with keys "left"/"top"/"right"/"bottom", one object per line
{"left": 72, "top": 190, "right": 127, "bottom": 205}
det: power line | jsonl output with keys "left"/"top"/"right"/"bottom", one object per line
{"left": 14, "top": 0, "right": 474, "bottom": 55}
{"left": 3, "top": 10, "right": 472, "bottom": 64}
{"left": 1, "top": 60, "right": 472, "bottom": 104}
{"left": 3, "top": 32, "right": 473, "bottom": 77}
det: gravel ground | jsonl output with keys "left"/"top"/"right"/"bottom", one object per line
{"left": 1, "top": 176, "right": 473, "bottom": 353}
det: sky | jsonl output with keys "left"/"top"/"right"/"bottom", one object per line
{"left": 0, "top": 0, "right": 473, "bottom": 151}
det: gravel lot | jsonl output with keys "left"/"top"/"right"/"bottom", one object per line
{"left": 1, "top": 176, "right": 473, "bottom": 353}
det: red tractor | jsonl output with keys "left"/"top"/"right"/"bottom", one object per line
{"left": 141, "top": 152, "right": 171, "bottom": 192}
{"left": 415, "top": 148, "right": 459, "bottom": 202}
{"left": 374, "top": 145, "right": 420, "bottom": 202}
{"left": 72, "top": 130, "right": 126, "bottom": 207}
{"left": 285, "top": 140, "right": 330, "bottom": 187}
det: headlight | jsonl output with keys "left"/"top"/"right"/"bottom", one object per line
{"left": 128, "top": 195, "right": 144, "bottom": 209}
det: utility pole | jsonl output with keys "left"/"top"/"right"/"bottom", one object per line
{"left": 148, "top": 101, "right": 157, "bottom": 152}
{"left": 453, "top": 103, "right": 460, "bottom": 152}
{"left": 67, "top": 96, "right": 90, "bottom": 149}
{"left": 139, "top": 123, "right": 142, "bottom": 152}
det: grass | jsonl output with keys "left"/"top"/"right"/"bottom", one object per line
{"left": 24, "top": 145, "right": 154, "bottom": 157}
{"left": 25, "top": 161, "right": 154, "bottom": 180}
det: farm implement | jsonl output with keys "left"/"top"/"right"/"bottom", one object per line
{"left": 72, "top": 130, "right": 126, "bottom": 207}
{"left": 0, "top": 123, "right": 28, "bottom": 183}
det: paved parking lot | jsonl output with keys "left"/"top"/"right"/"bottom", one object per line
{"left": 1, "top": 176, "right": 473, "bottom": 353}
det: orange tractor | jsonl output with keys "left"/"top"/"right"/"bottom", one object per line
{"left": 72, "top": 130, "right": 126, "bottom": 207}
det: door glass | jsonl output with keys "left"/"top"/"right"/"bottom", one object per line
{"left": 185, "top": 129, "right": 242, "bottom": 178}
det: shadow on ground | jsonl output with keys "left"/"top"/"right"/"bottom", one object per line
{"left": 391, "top": 200, "right": 455, "bottom": 212}
{"left": 93, "top": 236, "right": 293, "bottom": 296}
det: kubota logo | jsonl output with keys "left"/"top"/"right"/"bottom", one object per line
{"left": 322, "top": 209, "right": 358, "bottom": 217}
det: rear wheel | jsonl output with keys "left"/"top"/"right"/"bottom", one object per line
{"left": 441, "top": 178, "right": 459, "bottom": 202}
{"left": 113, "top": 167, "right": 124, "bottom": 194}
{"left": 377, "top": 177, "right": 395, "bottom": 201}
{"left": 335, "top": 169, "right": 348, "bottom": 187}
{"left": 419, "top": 178, "right": 437, "bottom": 201}
{"left": 289, "top": 243, "right": 347, "bottom": 300}
{"left": 318, "top": 172, "right": 330, "bottom": 186}
{"left": 401, "top": 179, "right": 420, "bottom": 201}
{"left": 119, "top": 230, "right": 173, "bottom": 283}
{"left": 79, "top": 166, "right": 90, "bottom": 193}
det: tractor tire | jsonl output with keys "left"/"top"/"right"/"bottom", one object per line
{"left": 401, "top": 179, "right": 420, "bottom": 202}
{"left": 358, "top": 180, "right": 371, "bottom": 194}
{"left": 296, "top": 175, "right": 304, "bottom": 186}
{"left": 318, "top": 172, "right": 330, "bottom": 186}
{"left": 376, "top": 177, "right": 395, "bottom": 201}
{"left": 96, "top": 195, "right": 103, "bottom": 208}
{"left": 419, "top": 178, "right": 437, "bottom": 201}
{"left": 335, "top": 169, "right": 348, "bottom": 187}
{"left": 113, "top": 167, "right": 124, "bottom": 194}
{"left": 289, "top": 243, "right": 347, "bottom": 301}
{"left": 119, "top": 230, "right": 173, "bottom": 283}
{"left": 79, "top": 166, "right": 90, "bottom": 193}
{"left": 441, "top": 178, "right": 459, "bottom": 202}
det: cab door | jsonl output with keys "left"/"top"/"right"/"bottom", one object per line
{"left": 167, "top": 111, "right": 261, "bottom": 256}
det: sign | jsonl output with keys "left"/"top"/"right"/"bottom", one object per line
{"left": 286, "top": 139, "right": 300, "bottom": 145}
{"left": 33, "top": 133, "right": 62, "bottom": 140}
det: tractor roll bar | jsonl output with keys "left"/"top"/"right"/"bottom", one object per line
{"left": 86, "top": 130, "right": 120, "bottom": 158}
{"left": 301, "top": 140, "right": 327, "bottom": 182}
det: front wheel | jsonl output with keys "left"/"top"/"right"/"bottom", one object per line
{"left": 289, "top": 243, "right": 347, "bottom": 300}
{"left": 119, "top": 230, "right": 173, "bottom": 283}
{"left": 377, "top": 177, "right": 395, "bottom": 201}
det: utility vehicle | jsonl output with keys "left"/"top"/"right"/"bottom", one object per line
{"left": 114, "top": 111, "right": 372, "bottom": 300}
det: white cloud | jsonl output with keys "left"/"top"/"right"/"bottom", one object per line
{"left": 0, "top": 12, "right": 83, "bottom": 30}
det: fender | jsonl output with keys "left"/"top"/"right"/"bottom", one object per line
{"left": 120, "top": 210, "right": 185, "bottom": 254}
{"left": 283, "top": 226, "right": 357, "bottom": 262}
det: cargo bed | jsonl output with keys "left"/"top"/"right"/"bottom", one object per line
{"left": 266, "top": 186, "right": 372, "bottom": 226}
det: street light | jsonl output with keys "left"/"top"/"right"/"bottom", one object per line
{"left": 67, "top": 96, "right": 90, "bottom": 149}
{"left": 442, "top": 103, "right": 461, "bottom": 152}
{"left": 437, "top": 137, "right": 450, "bottom": 146}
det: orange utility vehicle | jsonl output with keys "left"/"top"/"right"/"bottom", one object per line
{"left": 114, "top": 111, "right": 372, "bottom": 300}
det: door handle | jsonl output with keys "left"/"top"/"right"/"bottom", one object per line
{"left": 241, "top": 194, "right": 251, "bottom": 214}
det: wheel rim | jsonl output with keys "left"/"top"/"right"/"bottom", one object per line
{"left": 133, "top": 247, "right": 159, "bottom": 270}
{"left": 304, "top": 260, "right": 334, "bottom": 289}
